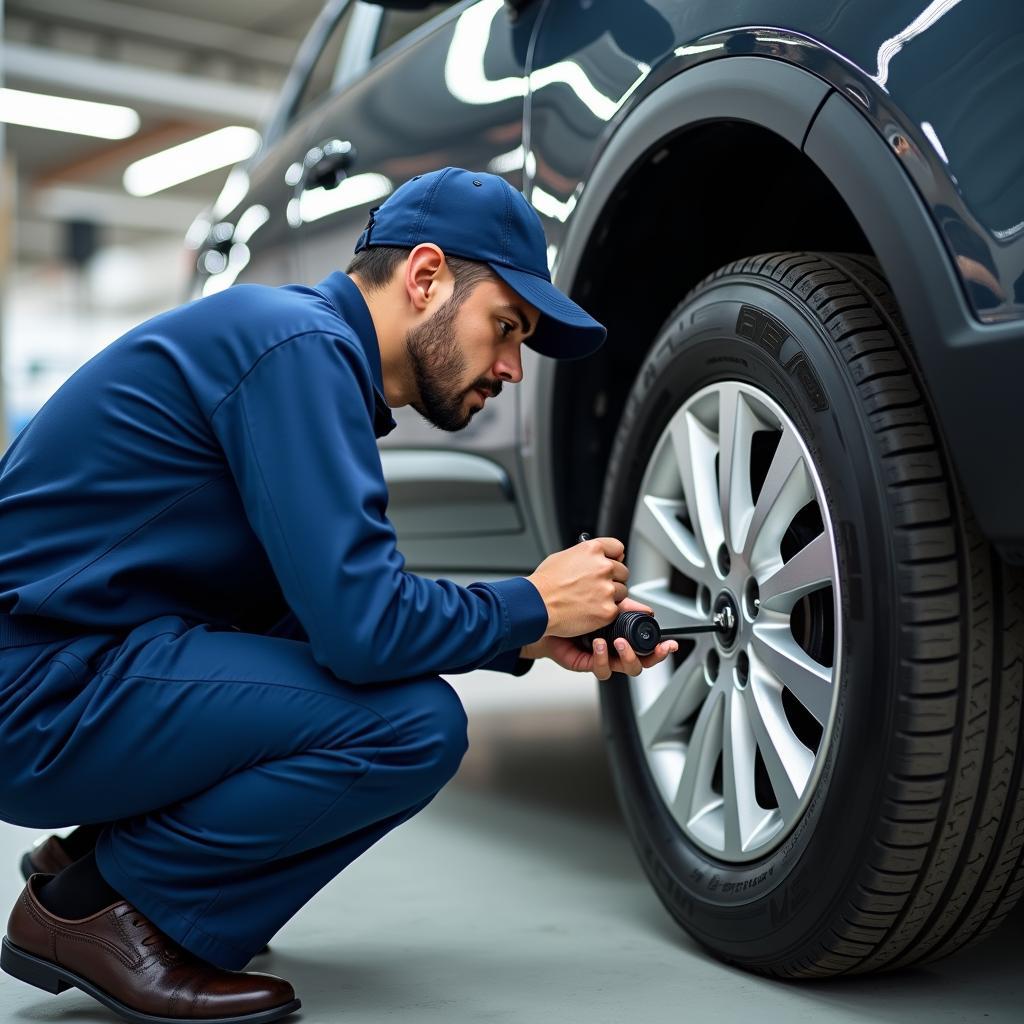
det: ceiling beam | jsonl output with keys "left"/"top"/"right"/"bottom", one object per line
{"left": 9, "top": 0, "right": 299, "bottom": 67}
{"left": 4, "top": 42, "right": 276, "bottom": 123}
{"left": 28, "top": 184, "right": 204, "bottom": 233}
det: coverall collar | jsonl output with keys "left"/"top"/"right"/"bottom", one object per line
{"left": 314, "top": 270, "right": 398, "bottom": 438}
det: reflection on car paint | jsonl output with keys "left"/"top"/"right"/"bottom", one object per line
{"left": 868, "top": 0, "right": 964, "bottom": 89}
{"left": 289, "top": 172, "right": 394, "bottom": 227}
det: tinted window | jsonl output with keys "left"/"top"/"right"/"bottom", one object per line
{"left": 373, "top": 2, "right": 452, "bottom": 59}
{"left": 292, "top": 2, "right": 360, "bottom": 123}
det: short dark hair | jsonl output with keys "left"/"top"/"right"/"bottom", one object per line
{"left": 345, "top": 245, "right": 500, "bottom": 307}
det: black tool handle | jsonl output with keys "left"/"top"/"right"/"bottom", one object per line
{"left": 569, "top": 532, "right": 725, "bottom": 656}
{"left": 573, "top": 610, "right": 662, "bottom": 657}
{"left": 570, "top": 532, "right": 660, "bottom": 656}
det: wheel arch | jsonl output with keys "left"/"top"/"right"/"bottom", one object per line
{"left": 528, "top": 54, "right": 1023, "bottom": 561}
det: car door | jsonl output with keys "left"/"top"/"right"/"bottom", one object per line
{"left": 190, "top": 0, "right": 376, "bottom": 298}
{"left": 292, "top": 0, "right": 550, "bottom": 576}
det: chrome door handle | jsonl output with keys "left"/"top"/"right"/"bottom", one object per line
{"left": 302, "top": 138, "right": 356, "bottom": 191}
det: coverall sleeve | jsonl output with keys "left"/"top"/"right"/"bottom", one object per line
{"left": 267, "top": 606, "right": 537, "bottom": 676}
{"left": 208, "top": 330, "right": 549, "bottom": 685}
{"left": 445, "top": 645, "right": 537, "bottom": 676}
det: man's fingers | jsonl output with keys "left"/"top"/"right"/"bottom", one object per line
{"left": 639, "top": 641, "right": 679, "bottom": 668}
{"left": 596, "top": 535, "right": 626, "bottom": 561}
{"left": 611, "top": 640, "right": 679, "bottom": 673}
{"left": 611, "top": 637, "right": 643, "bottom": 676}
{"left": 591, "top": 637, "right": 611, "bottom": 681}
{"left": 613, "top": 581, "right": 629, "bottom": 603}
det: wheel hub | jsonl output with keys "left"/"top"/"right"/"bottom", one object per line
{"left": 713, "top": 591, "right": 739, "bottom": 650}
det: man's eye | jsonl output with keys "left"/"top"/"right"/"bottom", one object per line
{"left": 498, "top": 320, "right": 513, "bottom": 337}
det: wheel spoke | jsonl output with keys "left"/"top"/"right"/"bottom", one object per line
{"left": 741, "top": 429, "right": 812, "bottom": 574}
{"left": 632, "top": 494, "right": 705, "bottom": 576}
{"left": 636, "top": 647, "right": 709, "bottom": 749}
{"left": 758, "top": 531, "right": 833, "bottom": 613}
{"left": 672, "top": 687, "right": 724, "bottom": 825}
{"left": 717, "top": 385, "right": 757, "bottom": 555}
{"left": 751, "top": 625, "right": 833, "bottom": 725}
{"left": 722, "top": 685, "right": 765, "bottom": 856}
{"left": 628, "top": 579, "right": 709, "bottom": 631}
{"left": 669, "top": 410, "right": 723, "bottom": 567}
{"left": 744, "top": 661, "right": 815, "bottom": 819}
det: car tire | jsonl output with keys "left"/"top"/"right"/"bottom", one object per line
{"left": 595, "top": 251, "right": 1024, "bottom": 977}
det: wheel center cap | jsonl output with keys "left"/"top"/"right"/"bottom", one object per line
{"left": 714, "top": 591, "right": 740, "bottom": 650}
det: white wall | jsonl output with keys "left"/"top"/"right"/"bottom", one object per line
{"left": 2, "top": 236, "right": 189, "bottom": 444}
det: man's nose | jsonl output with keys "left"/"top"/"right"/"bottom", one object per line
{"left": 494, "top": 352, "right": 523, "bottom": 385}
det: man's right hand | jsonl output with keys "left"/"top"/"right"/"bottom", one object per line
{"left": 526, "top": 535, "right": 629, "bottom": 637}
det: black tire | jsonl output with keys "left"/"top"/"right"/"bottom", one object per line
{"left": 596, "top": 251, "right": 1024, "bottom": 977}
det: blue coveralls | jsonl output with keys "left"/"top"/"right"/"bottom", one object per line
{"left": 0, "top": 271, "right": 549, "bottom": 970}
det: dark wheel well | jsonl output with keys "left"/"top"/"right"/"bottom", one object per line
{"left": 551, "top": 120, "right": 873, "bottom": 545}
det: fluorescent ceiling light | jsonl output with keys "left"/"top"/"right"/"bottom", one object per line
{"left": 0, "top": 86, "right": 139, "bottom": 139}
{"left": 123, "top": 126, "right": 260, "bottom": 197}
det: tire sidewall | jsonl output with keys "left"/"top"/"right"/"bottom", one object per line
{"left": 598, "top": 274, "right": 897, "bottom": 962}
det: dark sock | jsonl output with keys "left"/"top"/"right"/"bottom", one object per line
{"left": 36, "top": 848, "right": 125, "bottom": 919}
{"left": 57, "top": 824, "right": 106, "bottom": 861}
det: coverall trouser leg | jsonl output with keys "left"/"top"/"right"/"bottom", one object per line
{"left": 0, "top": 614, "right": 469, "bottom": 970}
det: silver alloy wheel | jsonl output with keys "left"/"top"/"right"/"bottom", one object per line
{"left": 626, "top": 381, "right": 842, "bottom": 862}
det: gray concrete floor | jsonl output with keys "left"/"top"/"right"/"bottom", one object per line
{"left": 1, "top": 661, "right": 1021, "bottom": 1023}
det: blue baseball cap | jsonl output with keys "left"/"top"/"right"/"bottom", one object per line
{"left": 353, "top": 166, "right": 607, "bottom": 361}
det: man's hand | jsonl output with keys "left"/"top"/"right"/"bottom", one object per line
{"left": 526, "top": 536, "right": 629, "bottom": 637}
{"left": 520, "top": 597, "right": 678, "bottom": 680}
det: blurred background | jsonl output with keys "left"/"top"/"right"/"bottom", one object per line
{"left": 0, "top": 0, "right": 330, "bottom": 447}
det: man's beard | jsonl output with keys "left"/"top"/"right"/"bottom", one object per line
{"left": 405, "top": 293, "right": 488, "bottom": 432}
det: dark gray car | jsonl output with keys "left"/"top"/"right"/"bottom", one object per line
{"left": 188, "top": 0, "right": 1024, "bottom": 979}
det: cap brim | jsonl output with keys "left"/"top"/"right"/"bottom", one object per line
{"left": 487, "top": 263, "right": 607, "bottom": 360}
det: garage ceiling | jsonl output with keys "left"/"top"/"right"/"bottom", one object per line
{"left": 4, "top": 0, "right": 327, "bottom": 263}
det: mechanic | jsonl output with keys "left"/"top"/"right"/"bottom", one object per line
{"left": 0, "top": 166, "right": 678, "bottom": 1023}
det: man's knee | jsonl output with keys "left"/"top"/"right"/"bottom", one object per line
{"left": 390, "top": 676, "right": 469, "bottom": 790}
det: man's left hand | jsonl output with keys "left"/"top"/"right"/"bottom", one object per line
{"left": 520, "top": 597, "right": 678, "bottom": 679}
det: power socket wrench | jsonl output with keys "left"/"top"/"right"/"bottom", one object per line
{"left": 570, "top": 532, "right": 732, "bottom": 657}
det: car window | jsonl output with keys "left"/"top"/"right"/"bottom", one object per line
{"left": 291, "top": 2, "right": 361, "bottom": 124}
{"left": 372, "top": 2, "right": 453, "bottom": 59}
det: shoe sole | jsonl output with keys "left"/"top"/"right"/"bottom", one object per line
{"left": 18, "top": 850, "right": 273, "bottom": 957}
{"left": 1, "top": 937, "right": 300, "bottom": 1023}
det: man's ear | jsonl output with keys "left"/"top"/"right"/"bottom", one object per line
{"left": 405, "top": 244, "right": 446, "bottom": 314}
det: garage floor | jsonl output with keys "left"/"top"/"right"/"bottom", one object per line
{"left": 1, "top": 661, "right": 1020, "bottom": 1023}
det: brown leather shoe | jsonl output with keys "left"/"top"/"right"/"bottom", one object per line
{"left": 2, "top": 873, "right": 299, "bottom": 1022}
{"left": 19, "top": 836, "right": 273, "bottom": 957}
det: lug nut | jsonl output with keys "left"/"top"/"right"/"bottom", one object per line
{"left": 744, "top": 578, "right": 760, "bottom": 618}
